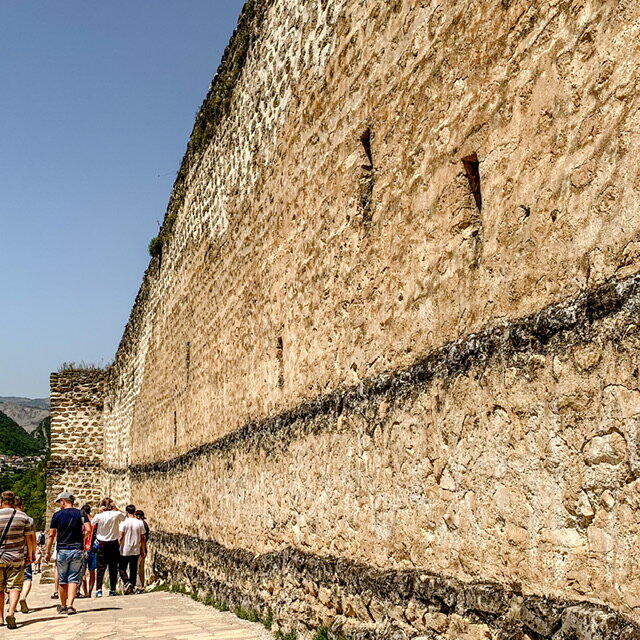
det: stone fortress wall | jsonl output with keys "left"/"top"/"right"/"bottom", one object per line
{"left": 47, "top": 371, "right": 105, "bottom": 524}
{"left": 49, "top": 0, "right": 640, "bottom": 637}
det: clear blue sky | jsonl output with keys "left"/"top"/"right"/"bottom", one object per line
{"left": 0, "top": 1, "right": 246, "bottom": 398}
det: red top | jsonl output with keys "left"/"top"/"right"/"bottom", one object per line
{"left": 83, "top": 514, "right": 93, "bottom": 552}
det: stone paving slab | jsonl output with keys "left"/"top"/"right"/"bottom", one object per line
{"left": 3, "top": 574, "right": 274, "bottom": 640}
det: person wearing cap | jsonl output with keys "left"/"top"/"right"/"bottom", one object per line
{"left": 44, "top": 491, "right": 91, "bottom": 616}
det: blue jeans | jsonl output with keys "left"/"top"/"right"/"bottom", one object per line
{"left": 57, "top": 549, "right": 84, "bottom": 585}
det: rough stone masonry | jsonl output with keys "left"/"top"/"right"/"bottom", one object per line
{"left": 48, "top": 370, "right": 105, "bottom": 525}
{"left": 49, "top": 0, "right": 640, "bottom": 638}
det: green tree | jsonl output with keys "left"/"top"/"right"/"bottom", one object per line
{"left": 11, "top": 457, "right": 48, "bottom": 529}
{"left": 0, "top": 411, "right": 48, "bottom": 528}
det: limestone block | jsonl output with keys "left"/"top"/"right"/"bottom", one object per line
{"left": 583, "top": 433, "right": 627, "bottom": 466}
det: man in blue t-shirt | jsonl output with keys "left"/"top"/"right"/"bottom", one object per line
{"left": 44, "top": 492, "right": 91, "bottom": 615}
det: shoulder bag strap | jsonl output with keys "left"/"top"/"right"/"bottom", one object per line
{"left": 0, "top": 509, "right": 17, "bottom": 549}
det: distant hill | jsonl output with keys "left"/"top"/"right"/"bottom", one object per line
{"left": 0, "top": 410, "right": 44, "bottom": 456}
{"left": 0, "top": 397, "right": 49, "bottom": 410}
{"left": 0, "top": 397, "right": 50, "bottom": 434}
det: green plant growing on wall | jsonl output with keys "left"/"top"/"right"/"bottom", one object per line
{"left": 148, "top": 235, "right": 163, "bottom": 258}
{"left": 57, "top": 361, "right": 107, "bottom": 372}
{"left": 262, "top": 610, "right": 273, "bottom": 630}
{"left": 313, "top": 628, "right": 330, "bottom": 640}
{"left": 203, "top": 593, "right": 229, "bottom": 612}
{"left": 148, "top": 212, "right": 177, "bottom": 258}
{"left": 152, "top": 580, "right": 280, "bottom": 632}
{"left": 234, "top": 606, "right": 260, "bottom": 622}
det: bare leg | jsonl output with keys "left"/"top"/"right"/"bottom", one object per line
{"left": 0, "top": 589, "right": 5, "bottom": 624}
{"left": 88, "top": 570, "right": 96, "bottom": 596}
{"left": 54, "top": 565, "right": 59, "bottom": 596}
{"left": 7, "top": 589, "right": 20, "bottom": 616}
{"left": 20, "top": 579, "right": 32, "bottom": 609}
{"left": 58, "top": 584, "right": 68, "bottom": 609}
{"left": 67, "top": 583, "right": 78, "bottom": 608}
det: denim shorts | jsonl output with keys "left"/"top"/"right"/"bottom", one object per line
{"left": 24, "top": 564, "right": 32, "bottom": 581}
{"left": 57, "top": 549, "right": 84, "bottom": 584}
{"left": 85, "top": 550, "right": 97, "bottom": 572}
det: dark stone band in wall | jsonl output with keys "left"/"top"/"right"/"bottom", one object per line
{"left": 151, "top": 531, "right": 639, "bottom": 639}
{"left": 106, "top": 271, "right": 640, "bottom": 477}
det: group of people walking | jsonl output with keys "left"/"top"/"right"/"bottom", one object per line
{"left": 0, "top": 490, "right": 149, "bottom": 630}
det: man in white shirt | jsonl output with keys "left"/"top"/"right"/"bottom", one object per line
{"left": 91, "top": 498, "right": 125, "bottom": 597}
{"left": 118, "top": 505, "right": 146, "bottom": 595}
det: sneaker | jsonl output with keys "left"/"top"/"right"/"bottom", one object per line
{"left": 124, "top": 582, "right": 134, "bottom": 595}
{"left": 95, "top": 590, "right": 102, "bottom": 598}
{"left": 19, "top": 600, "right": 28, "bottom": 614}
{"left": 56, "top": 605, "right": 67, "bottom": 615}
{"left": 134, "top": 588, "right": 143, "bottom": 594}
{"left": 6, "top": 614, "right": 16, "bottom": 629}
{"left": 108, "top": 590, "right": 117, "bottom": 596}
{"left": 51, "top": 592, "right": 59, "bottom": 599}
{"left": 67, "top": 607, "right": 76, "bottom": 615}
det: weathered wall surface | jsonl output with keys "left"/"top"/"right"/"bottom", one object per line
{"left": 56, "top": 0, "right": 640, "bottom": 637}
{"left": 47, "top": 371, "right": 105, "bottom": 523}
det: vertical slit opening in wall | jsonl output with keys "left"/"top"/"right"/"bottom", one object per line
{"left": 361, "top": 127, "right": 373, "bottom": 170}
{"left": 173, "top": 411, "right": 177, "bottom": 445}
{"left": 276, "top": 336, "right": 284, "bottom": 389}
{"left": 359, "top": 126, "right": 375, "bottom": 224}
{"left": 462, "top": 152, "right": 482, "bottom": 211}
{"left": 185, "top": 341, "right": 191, "bottom": 385}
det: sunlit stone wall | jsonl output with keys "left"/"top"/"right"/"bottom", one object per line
{"left": 47, "top": 370, "right": 105, "bottom": 524}
{"left": 55, "top": 0, "right": 640, "bottom": 637}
